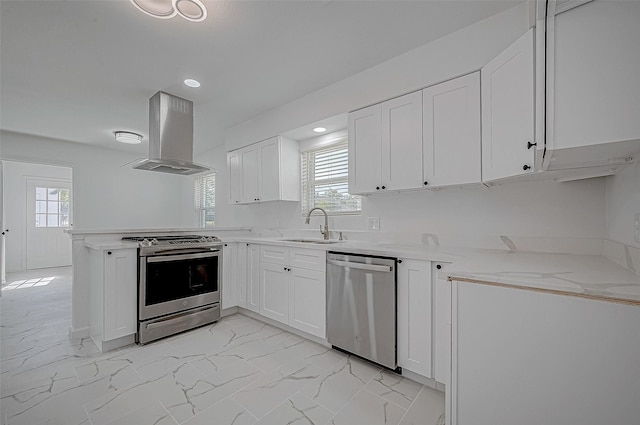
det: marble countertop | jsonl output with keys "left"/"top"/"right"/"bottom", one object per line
{"left": 84, "top": 240, "right": 140, "bottom": 250}
{"left": 223, "top": 237, "right": 640, "bottom": 305}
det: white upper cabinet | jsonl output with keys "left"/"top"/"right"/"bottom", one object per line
{"left": 348, "top": 104, "right": 382, "bottom": 194}
{"left": 544, "top": 0, "right": 640, "bottom": 171}
{"left": 423, "top": 72, "right": 481, "bottom": 188}
{"left": 481, "top": 29, "right": 535, "bottom": 183}
{"left": 227, "top": 150, "right": 241, "bottom": 205}
{"left": 227, "top": 136, "right": 300, "bottom": 204}
{"left": 381, "top": 91, "right": 423, "bottom": 191}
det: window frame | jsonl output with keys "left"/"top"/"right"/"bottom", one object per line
{"left": 300, "top": 138, "right": 361, "bottom": 217}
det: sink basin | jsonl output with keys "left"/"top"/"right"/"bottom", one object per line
{"left": 280, "top": 238, "right": 341, "bottom": 244}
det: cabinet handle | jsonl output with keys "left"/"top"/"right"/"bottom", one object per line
{"left": 523, "top": 165, "right": 531, "bottom": 171}
{"left": 436, "top": 264, "right": 442, "bottom": 270}
{"left": 423, "top": 181, "right": 428, "bottom": 186}
{"left": 107, "top": 251, "right": 112, "bottom": 255}
{"left": 224, "top": 244, "right": 228, "bottom": 247}
{"left": 397, "top": 259, "right": 403, "bottom": 264}
{"left": 246, "top": 243, "right": 249, "bottom": 246}
{"left": 381, "top": 186, "right": 386, "bottom": 190}
{"left": 376, "top": 186, "right": 380, "bottom": 190}
{"left": 527, "top": 141, "right": 537, "bottom": 149}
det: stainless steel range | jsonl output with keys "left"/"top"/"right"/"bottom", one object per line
{"left": 122, "top": 235, "right": 222, "bottom": 344}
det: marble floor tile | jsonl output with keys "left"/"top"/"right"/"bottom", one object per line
{"left": 182, "top": 397, "right": 257, "bottom": 425}
{"left": 365, "top": 370, "right": 423, "bottom": 409}
{"left": 1, "top": 267, "right": 445, "bottom": 425}
{"left": 329, "top": 389, "right": 406, "bottom": 425}
{"left": 233, "top": 361, "right": 322, "bottom": 419}
{"left": 399, "top": 385, "right": 446, "bottom": 425}
{"left": 255, "top": 392, "right": 333, "bottom": 425}
{"left": 104, "top": 400, "right": 178, "bottom": 425}
{"left": 301, "top": 355, "right": 381, "bottom": 413}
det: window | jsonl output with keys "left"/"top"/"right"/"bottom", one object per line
{"left": 35, "top": 187, "right": 70, "bottom": 227}
{"left": 301, "top": 140, "right": 361, "bottom": 215}
{"left": 195, "top": 173, "right": 216, "bottom": 227}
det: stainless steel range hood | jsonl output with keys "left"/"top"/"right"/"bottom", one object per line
{"left": 133, "top": 91, "right": 209, "bottom": 175}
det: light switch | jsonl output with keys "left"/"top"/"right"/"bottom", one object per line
{"left": 368, "top": 217, "right": 380, "bottom": 231}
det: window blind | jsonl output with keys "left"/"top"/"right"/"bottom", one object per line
{"left": 194, "top": 173, "right": 216, "bottom": 227}
{"left": 301, "top": 141, "right": 361, "bottom": 215}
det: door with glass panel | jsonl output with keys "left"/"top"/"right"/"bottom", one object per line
{"left": 26, "top": 179, "right": 72, "bottom": 269}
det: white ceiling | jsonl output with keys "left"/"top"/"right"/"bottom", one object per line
{"left": 0, "top": 0, "right": 519, "bottom": 155}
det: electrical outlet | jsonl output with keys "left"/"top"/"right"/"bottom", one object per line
{"left": 368, "top": 217, "right": 380, "bottom": 231}
{"left": 635, "top": 213, "right": 640, "bottom": 244}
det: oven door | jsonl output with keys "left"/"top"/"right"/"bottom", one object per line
{"left": 139, "top": 249, "right": 221, "bottom": 321}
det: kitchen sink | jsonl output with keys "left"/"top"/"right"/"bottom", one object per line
{"left": 280, "top": 238, "right": 341, "bottom": 244}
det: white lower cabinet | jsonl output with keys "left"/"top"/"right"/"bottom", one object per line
{"left": 397, "top": 258, "right": 432, "bottom": 377}
{"left": 449, "top": 280, "right": 640, "bottom": 425}
{"left": 236, "top": 243, "right": 248, "bottom": 308}
{"left": 258, "top": 245, "right": 326, "bottom": 338}
{"left": 88, "top": 247, "right": 137, "bottom": 351}
{"left": 433, "top": 262, "right": 451, "bottom": 385}
{"left": 246, "top": 243, "right": 260, "bottom": 313}
{"left": 222, "top": 242, "right": 238, "bottom": 309}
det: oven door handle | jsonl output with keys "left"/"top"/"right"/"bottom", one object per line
{"left": 146, "top": 250, "right": 220, "bottom": 263}
{"left": 145, "top": 306, "right": 215, "bottom": 330}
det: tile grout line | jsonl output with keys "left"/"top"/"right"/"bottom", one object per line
{"left": 394, "top": 383, "right": 425, "bottom": 425}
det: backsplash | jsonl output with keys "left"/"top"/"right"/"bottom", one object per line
{"left": 603, "top": 239, "right": 640, "bottom": 276}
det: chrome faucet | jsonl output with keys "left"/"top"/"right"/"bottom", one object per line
{"left": 305, "top": 207, "right": 329, "bottom": 240}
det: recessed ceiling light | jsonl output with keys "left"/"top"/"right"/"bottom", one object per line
{"left": 115, "top": 131, "right": 143, "bottom": 144}
{"left": 173, "top": 0, "right": 207, "bottom": 22}
{"left": 313, "top": 127, "right": 327, "bottom": 133}
{"left": 130, "top": 0, "right": 177, "bottom": 19}
{"left": 184, "top": 79, "right": 201, "bottom": 88}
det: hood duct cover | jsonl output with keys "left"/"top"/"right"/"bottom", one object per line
{"left": 133, "top": 91, "right": 210, "bottom": 175}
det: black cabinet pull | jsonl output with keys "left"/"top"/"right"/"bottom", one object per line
{"left": 107, "top": 251, "right": 112, "bottom": 255}
{"left": 423, "top": 181, "right": 428, "bottom": 186}
{"left": 381, "top": 185, "right": 386, "bottom": 190}
{"left": 523, "top": 165, "right": 531, "bottom": 171}
{"left": 376, "top": 186, "right": 380, "bottom": 190}
{"left": 436, "top": 264, "right": 442, "bottom": 270}
{"left": 527, "top": 141, "right": 537, "bottom": 149}
{"left": 398, "top": 259, "right": 403, "bottom": 264}
{"left": 224, "top": 244, "right": 228, "bottom": 247}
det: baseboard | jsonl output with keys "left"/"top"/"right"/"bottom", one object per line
{"left": 68, "top": 326, "right": 90, "bottom": 340}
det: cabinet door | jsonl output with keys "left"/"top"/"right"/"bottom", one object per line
{"left": 481, "top": 29, "right": 535, "bottom": 182}
{"left": 246, "top": 244, "right": 260, "bottom": 313}
{"left": 381, "top": 91, "right": 423, "bottom": 191}
{"left": 433, "top": 263, "right": 451, "bottom": 386}
{"left": 397, "top": 259, "right": 432, "bottom": 377}
{"left": 103, "top": 249, "right": 137, "bottom": 341}
{"left": 240, "top": 146, "right": 259, "bottom": 203}
{"left": 289, "top": 267, "right": 326, "bottom": 338}
{"left": 348, "top": 104, "right": 382, "bottom": 194}
{"left": 227, "top": 151, "right": 242, "bottom": 205}
{"left": 237, "top": 243, "right": 248, "bottom": 308}
{"left": 260, "top": 261, "right": 289, "bottom": 324}
{"left": 423, "top": 73, "right": 481, "bottom": 188}
{"left": 222, "top": 243, "right": 237, "bottom": 309}
{"left": 258, "top": 137, "right": 281, "bottom": 202}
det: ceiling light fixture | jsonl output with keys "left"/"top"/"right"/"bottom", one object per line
{"left": 115, "top": 131, "right": 143, "bottom": 144}
{"left": 184, "top": 79, "right": 201, "bottom": 88}
{"left": 129, "top": 0, "right": 207, "bottom": 22}
{"left": 313, "top": 127, "right": 327, "bottom": 133}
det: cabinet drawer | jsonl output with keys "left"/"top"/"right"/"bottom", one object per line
{"left": 260, "top": 245, "right": 288, "bottom": 264}
{"left": 290, "top": 248, "right": 326, "bottom": 272}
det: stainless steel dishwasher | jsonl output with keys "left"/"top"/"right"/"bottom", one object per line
{"left": 326, "top": 252, "right": 398, "bottom": 370}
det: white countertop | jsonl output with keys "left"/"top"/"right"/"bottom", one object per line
{"left": 84, "top": 240, "right": 140, "bottom": 250}
{"left": 222, "top": 236, "right": 640, "bottom": 305}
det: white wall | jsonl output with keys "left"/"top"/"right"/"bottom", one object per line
{"left": 1, "top": 131, "right": 195, "bottom": 232}
{"left": 606, "top": 162, "right": 640, "bottom": 247}
{"left": 225, "top": 2, "right": 530, "bottom": 150}
{"left": 2, "top": 161, "right": 72, "bottom": 272}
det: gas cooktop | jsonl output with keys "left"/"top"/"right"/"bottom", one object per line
{"left": 122, "top": 234, "right": 221, "bottom": 247}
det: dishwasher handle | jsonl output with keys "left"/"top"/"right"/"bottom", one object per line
{"left": 327, "top": 258, "right": 393, "bottom": 273}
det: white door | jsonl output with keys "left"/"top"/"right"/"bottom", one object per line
{"left": 481, "top": 29, "right": 535, "bottom": 182}
{"left": 288, "top": 267, "right": 326, "bottom": 338}
{"left": 258, "top": 137, "right": 281, "bottom": 202}
{"left": 381, "top": 91, "right": 423, "bottom": 191}
{"left": 348, "top": 104, "right": 382, "bottom": 194}
{"left": 260, "top": 261, "right": 289, "bottom": 324}
{"left": 25, "top": 179, "right": 72, "bottom": 269}
{"left": 423, "top": 72, "right": 482, "bottom": 188}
